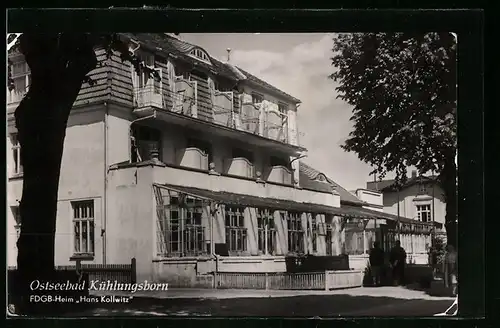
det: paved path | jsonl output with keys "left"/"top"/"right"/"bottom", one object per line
{"left": 93, "top": 286, "right": 455, "bottom": 301}
{"left": 78, "top": 287, "right": 455, "bottom": 317}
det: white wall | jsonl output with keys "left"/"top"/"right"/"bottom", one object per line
{"left": 382, "top": 183, "right": 446, "bottom": 227}
{"left": 7, "top": 105, "right": 106, "bottom": 267}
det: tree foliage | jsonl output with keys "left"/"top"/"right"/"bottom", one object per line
{"left": 330, "top": 33, "right": 458, "bottom": 247}
{"left": 330, "top": 33, "right": 457, "bottom": 184}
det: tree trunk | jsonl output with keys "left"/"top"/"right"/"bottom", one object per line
{"left": 12, "top": 34, "right": 97, "bottom": 315}
{"left": 440, "top": 151, "right": 457, "bottom": 248}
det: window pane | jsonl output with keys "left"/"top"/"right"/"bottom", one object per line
{"left": 82, "top": 222, "right": 88, "bottom": 252}
{"left": 74, "top": 222, "right": 80, "bottom": 253}
{"left": 193, "top": 211, "right": 202, "bottom": 225}
{"left": 89, "top": 221, "right": 94, "bottom": 253}
{"left": 231, "top": 230, "right": 236, "bottom": 250}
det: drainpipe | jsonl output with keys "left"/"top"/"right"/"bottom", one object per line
{"left": 289, "top": 153, "right": 307, "bottom": 188}
{"left": 103, "top": 101, "right": 109, "bottom": 264}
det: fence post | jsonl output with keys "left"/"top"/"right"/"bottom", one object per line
{"left": 213, "top": 272, "right": 218, "bottom": 289}
{"left": 265, "top": 273, "right": 269, "bottom": 290}
{"left": 324, "top": 271, "right": 329, "bottom": 291}
{"left": 131, "top": 258, "right": 137, "bottom": 284}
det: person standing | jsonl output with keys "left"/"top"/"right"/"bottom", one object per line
{"left": 369, "top": 241, "right": 385, "bottom": 286}
{"left": 389, "top": 240, "right": 407, "bottom": 286}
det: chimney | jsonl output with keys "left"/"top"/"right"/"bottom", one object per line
{"left": 411, "top": 170, "right": 417, "bottom": 179}
{"left": 226, "top": 48, "right": 231, "bottom": 62}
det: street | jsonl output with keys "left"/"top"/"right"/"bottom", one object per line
{"left": 76, "top": 286, "right": 455, "bottom": 317}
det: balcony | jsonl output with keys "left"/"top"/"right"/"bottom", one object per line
{"left": 267, "top": 165, "right": 293, "bottom": 185}
{"left": 109, "top": 162, "right": 340, "bottom": 208}
{"left": 213, "top": 91, "right": 233, "bottom": 126}
{"left": 134, "top": 85, "right": 163, "bottom": 109}
{"left": 237, "top": 101, "right": 289, "bottom": 144}
{"left": 225, "top": 157, "right": 254, "bottom": 179}
{"left": 133, "top": 87, "right": 305, "bottom": 156}
{"left": 172, "top": 77, "right": 197, "bottom": 117}
{"left": 177, "top": 147, "right": 209, "bottom": 171}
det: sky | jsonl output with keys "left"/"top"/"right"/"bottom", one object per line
{"left": 181, "top": 33, "right": 381, "bottom": 191}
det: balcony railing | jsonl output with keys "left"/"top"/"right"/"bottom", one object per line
{"left": 133, "top": 84, "right": 300, "bottom": 147}
{"left": 176, "top": 147, "right": 209, "bottom": 171}
{"left": 213, "top": 91, "right": 233, "bottom": 126}
{"left": 171, "top": 77, "right": 197, "bottom": 117}
{"left": 134, "top": 85, "right": 163, "bottom": 109}
{"left": 267, "top": 165, "right": 293, "bottom": 185}
{"left": 225, "top": 157, "right": 254, "bottom": 178}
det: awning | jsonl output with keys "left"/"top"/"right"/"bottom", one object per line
{"left": 154, "top": 183, "right": 381, "bottom": 219}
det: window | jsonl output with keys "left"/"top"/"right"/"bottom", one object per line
{"left": 189, "top": 48, "right": 211, "bottom": 63}
{"left": 419, "top": 183, "right": 427, "bottom": 194}
{"left": 225, "top": 206, "right": 247, "bottom": 254}
{"left": 278, "top": 103, "right": 288, "bottom": 114}
{"left": 8, "top": 61, "right": 31, "bottom": 101}
{"left": 131, "top": 125, "right": 162, "bottom": 162}
{"left": 10, "top": 133, "right": 23, "bottom": 175}
{"left": 72, "top": 200, "right": 95, "bottom": 256}
{"left": 137, "top": 53, "right": 155, "bottom": 88}
{"left": 416, "top": 204, "right": 432, "bottom": 223}
{"left": 257, "top": 209, "right": 277, "bottom": 255}
{"left": 174, "top": 65, "right": 191, "bottom": 80}
{"left": 270, "top": 156, "right": 290, "bottom": 168}
{"left": 214, "top": 80, "right": 232, "bottom": 92}
{"left": 287, "top": 212, "right": 304, "bottom": 254}
{"left": 232, "top": 148, "right": 254, "bottom": 162}
{"left": 252, "top": 93, "right": 264, "bottom": 104}
{"left": 162, "top": 192, "right": 207, "bottom": 257}
{"left": 12, "top": 206, "right": 21, "bottom": 240}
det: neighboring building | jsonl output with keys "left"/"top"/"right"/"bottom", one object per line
{"left": 7, "top": 34, "right": 434, "bottom": 285}
{"left": 366, "top": 170, "right": 446, "bottom": 253}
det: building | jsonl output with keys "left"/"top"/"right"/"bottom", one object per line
{"left": 7, "top": 34, "right": 434, "bottom": 286}
{"left": 366, "top": 170, "right": 446, "bottom": 245}
{"left": 300, "top": 165, "right": 434, "bottom": 268}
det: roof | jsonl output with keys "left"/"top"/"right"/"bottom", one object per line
{"left": 299, "top": 162, "right": 365, "bottom": 205}
{"left": 155, "top": 183, "right": 431, "bottom": 225}
{"left": 120, "top": 33, "right": 298, "bottom": 101}
{"left": 235, "top": 66, "right": 301, "bottom": 104}
{"left": 366, "top": 175, "right": 439, "bottom": 192}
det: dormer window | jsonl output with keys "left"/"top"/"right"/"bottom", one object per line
{"left": 316, "top": 174, "right": 327, "bottom": 182}
{"left": 189, "top": 48, "right": 211, "bottom": 64}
